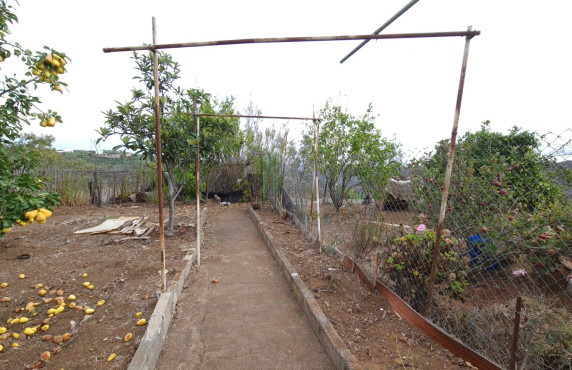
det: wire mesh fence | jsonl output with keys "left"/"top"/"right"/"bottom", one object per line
{"left": 38, "top": 167, "right": 154, "bottom": 206}
{"left": 268, "top": 127, "right": 572, "bottom": 369}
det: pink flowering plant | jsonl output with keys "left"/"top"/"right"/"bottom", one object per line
{"left": 385, "top": 225, "right": 471, "bottom": 311}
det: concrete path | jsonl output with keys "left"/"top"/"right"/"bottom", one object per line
{"left": 157, "top": 206, "right": 333, "bottom": 370}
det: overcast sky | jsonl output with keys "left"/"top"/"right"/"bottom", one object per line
{"left": 8, "top": 0, "right": 572, "bottom": 154}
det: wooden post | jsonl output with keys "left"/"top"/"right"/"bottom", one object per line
{"left": 152, "top": 17, "right": 167, "bottom": 292}
{"left": 373, "top": 252, "right": 380, "bottom": 285}
{"left": 196, "top": 114, "right": 201, "bottom": 266}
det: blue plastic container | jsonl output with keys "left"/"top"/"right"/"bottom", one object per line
{"left": 467, "top": 234, "right": 499, "bottom": 270}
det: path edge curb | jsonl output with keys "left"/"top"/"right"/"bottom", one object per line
{"left": 128, "top": 207, "right": 209, "bottom": 370}
{"left": 248, "top": 206, "right": 362, "bottom": 370}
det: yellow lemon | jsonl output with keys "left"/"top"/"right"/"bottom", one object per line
{"left": 24, "top": 210, "right": 38, "bottom": 220}
{"left": 38, "top": 208, "right": 52, "bottom": 218}
{"left": 35, "top": 213, "right": 47, "bottom": 224}
{"left": 23, "top": 327, "right": 36, "bottom": 336}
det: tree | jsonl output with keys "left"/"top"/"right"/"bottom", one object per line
{"left": 0, "top": 1, "right": 68, "bottom": 236}
{"left": 303, "top": 101, "right": 400, "bottom": 212}
{"left": 98, "top": 51, "right": 239, "bottom": 235}
{"left": 410, "top": 123, "right": 571, "bottom": 275}
{"left": 241, "top": 104, "right": 289, "bottom": 203}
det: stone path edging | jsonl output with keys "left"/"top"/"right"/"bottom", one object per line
{"left": 127, "top": 207, "right": 208, "bottom": 370}
{"left": 248, "top": 206, "right": 362, "bottom": 370}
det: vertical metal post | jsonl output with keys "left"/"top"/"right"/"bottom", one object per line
{"left": 424, "top": 26, "right": 474, "bottom": 315}
{"left": 509, "top": 297, "right": 523, "bottom": 370}
{"left": 279, "top": 132, "right": 288, "bottom": 206}
{"left": 196, "top": 114, "right": 201, "bottom": 266}
{"left": 314, "top": 117, "right": 322, "bottom": 252}
{"left": 152, "top": 17, "right": 167, "bottom": 292}
{"left": 310, "top": 123, "right": 317, "bottom": 232}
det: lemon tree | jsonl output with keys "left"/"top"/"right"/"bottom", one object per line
{"left": 302, "top": 101, "right": 400, "bottom": 212}
{"left": 98, "top": 51, "right": 240, "bottom": 236}
{"left": 0, "top": 1, "right": 67, "bottom": 235}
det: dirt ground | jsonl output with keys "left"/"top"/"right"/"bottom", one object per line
{"left": 254, "top": 204, "right": 465, "bottom": 369}
{"left": 1, "top": 201, "right": 466, "bottom": 369}
{"left": 0, "top": 202, "right": 197, "bottom": 369}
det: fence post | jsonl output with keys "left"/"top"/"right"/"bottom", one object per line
{"left": 424, "top": 27, "right": 475, "bottom": 315}
{"left": 112, "top": 172, "right": 117, "bottom": 204}
{"left": 509, "top": 297, "right": 523, "bottom": 370}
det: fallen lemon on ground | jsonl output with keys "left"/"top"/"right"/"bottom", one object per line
{"left": 0, "top": 283, "right": 7, "bottom": 288}
{"left": 18, "top": 274, "right": 25, "bottom": 279}
{"left": 67, "top": 295, "right": 76, "bottom": 301}
{"left": 0, "top": 327, "right": 5, "bottom": 334}
{"left": 38, "top": 208, "right": 52, "bottom": 218}
{"left": 41, "top": 325, "right": 49, "bottom": 331}
{"left": 107, "top": 353, "right": 117, "bottom": 362}
{"left": 23, "top": 327, "right": 36, "bottom": 336}
{"left": 82, "top": 282, "right": 90, "bottom": 287}
{"left": 18, "top": 317, "right": 28, "bottom": 324}
{"left": 11, "top": 342, "right": 18, "bottom": 348}
{"left": 124, "top": 333, "right": 133, "bottom": 342}
{"left": 24, "top": 210, "right": 38, "bottom": 220}
{"left": 68, "top": 302, "right": 76, "bottom": 309}
{"left": 35, "top": 213, "right": 47, "bottom": 224}
{"left": 0, "top": 344, "right": 3, "bottom": 352}
{"left": 87, "top": 285, "right": 94, "bottom": 290}
{"left": 12, "top": 333, "right": 20, "bottom": 339}
{"left": 136, "top": 318, "right": 147, "bottom": 326}
{"left": 135, "top": 312, "right": 142, "bottom": 318}
{"left": 96, "top": 300, "right": 105, "bottom": 307}
{"left": 81, "top": 273, "right": 87, "bottom": 278}
{"left": 84, "top": 308, "right": 94, "bottom": 315}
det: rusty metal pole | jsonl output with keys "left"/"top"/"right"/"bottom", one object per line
{"left": 196, "top": 114, "right": 201, "bottom": 266}
{"left": 152, "top": 17, "right": 167, "bottom": 292}
{"left": 314, "top": 117, "right": 322, "bottom": 252}
{"left": 424, "top": 26, "right": 475, "bottom": 315}
{"left": 340, "top": 0, "right": 420, "bottom": 64}
{"left": 509, "top": 297, "right": 523, "bottom": 370}
{"left": 310, "top": 123, "right": 316, "bottom": 232}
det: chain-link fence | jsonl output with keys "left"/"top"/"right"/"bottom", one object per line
{"left": 39, "top": 167, "right": 154, "bottom": 206}
{"left": 275, "top": 128, "right": 572, "bottom": 369}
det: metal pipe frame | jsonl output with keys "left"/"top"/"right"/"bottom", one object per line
{"left": 103, "top": 30, "right": 480, "bottom": 53}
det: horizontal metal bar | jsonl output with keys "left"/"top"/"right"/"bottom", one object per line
{"left": 103, "top": 30, "right": 481, "bottom": 53}
{"left": 186, "top": 113, "right": 319, "bottom": 121}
